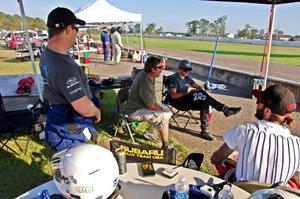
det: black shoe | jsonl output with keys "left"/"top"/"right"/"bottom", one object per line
{"left": 223, "top": 107, "right": 241, "bottom": 117}
{"left": 199, "top": 132, "right": 216, "bottom": 141}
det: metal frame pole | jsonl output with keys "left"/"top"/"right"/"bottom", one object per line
{"left": 18, "top": 0, "right": 43, "bottom": 102}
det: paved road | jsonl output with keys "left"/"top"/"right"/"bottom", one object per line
{"left": 144, "top": 46, "right": 300, "bottom": 83}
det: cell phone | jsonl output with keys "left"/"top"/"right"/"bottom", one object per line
{"left": 140, "top": 162, "right": 155, "bottom": 176}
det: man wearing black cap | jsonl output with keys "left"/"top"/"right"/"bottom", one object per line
{"left": 167, "top": 59, "right": 241, "bottom": 141}
{"left": 39, "top": 7, "right": 101, "bottom": 151}
{"left": 211, "top": 85, "right": 300, "bottom": 186}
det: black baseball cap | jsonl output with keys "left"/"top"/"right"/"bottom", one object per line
{"left": 178, "top": 59, "right": 192, "bottom": 71}
{"left": 253, "top": 85, "right": 297, "bottom": 116}
{"left": 47, "top": 7, "right": 85, "bottom": 28}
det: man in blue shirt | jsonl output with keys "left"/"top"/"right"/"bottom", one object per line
{"left": 168, "top": 59, "right": 241, "bottom": 141}
{"left": 101, "top": 27, "right": 110, "bottom": 64}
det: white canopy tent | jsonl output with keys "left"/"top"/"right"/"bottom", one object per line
{"left": 74, "top": 0, "right": 143, "bottom": 52}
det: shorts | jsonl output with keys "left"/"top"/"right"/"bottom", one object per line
{"left": 129, "top": 105, "right": 172, "bottom": 128}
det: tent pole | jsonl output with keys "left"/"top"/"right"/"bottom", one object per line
{"left": 140, "top": 23, "right": 143, "bottom": 53}
{"left": 263, "top": 3, "right": 276, "bottom": 90}
{"left": 125, "top": 25, "right": 129, "bottom": 54}
{"left": 18, "top": 0, "right": 43, "bottom": 102}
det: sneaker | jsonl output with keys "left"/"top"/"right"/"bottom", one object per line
{"left": 223, "top": 107, "right": 241, "bottom": 117}
{"left": 143, "top": 131, "right": 158, "bottom": 142}
{"left": 199, "top": 132, "right": 216, "bottom": 141}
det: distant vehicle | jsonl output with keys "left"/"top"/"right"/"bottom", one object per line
{"left": 166, "top": 33, "right": 173, "bottom": 37}
{"left": 35, "top": 30, "right": 48, "bottom": 41}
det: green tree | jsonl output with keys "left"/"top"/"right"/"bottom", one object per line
{"left": 156, "top": 26, "right": 163, "bottom": 34}
{"left": 186, "top": 20, "right": 199, "bottom": 34}
{"left": 128, "top": 25, "right": 134, "bottom": 33}
{"left": 145, "top": 23, "right": 156, "bottom": 34}
{"left": 134, "top": 23, "right": 141, "bottom": 33}
{"left": 198, "top": 18, "right": 210, "bottom": 36}
{"left": 213, "top": 15, "right": 227, "bottom": 37}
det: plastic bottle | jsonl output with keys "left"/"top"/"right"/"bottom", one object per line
{"left": 218, "top": 184, "right": 234, "bottom": 199}
{"left": 174, "top": 175, "right": 189, "bottom": 199}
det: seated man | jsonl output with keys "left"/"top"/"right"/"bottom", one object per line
{"left": 167, "top": 59, "right": 241, "bottom": 141}
{"left": 125, "top": 56, "right": 172, "bottom": 148}
{"left": 211, "top": 85, "right": 300, "bottom": 186}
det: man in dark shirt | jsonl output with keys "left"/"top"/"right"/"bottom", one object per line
{"left": 168, "top": 59, "right": 241, "bottom": 141}
{"left": 39, "top": 7, "right": 101, "bottom": 151}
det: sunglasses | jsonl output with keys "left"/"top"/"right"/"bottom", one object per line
{"left": 154, "top": 65, "right": 163, "bottom": 70}
{"left": 72, "top": 25, "right": 79, "bottom": 32}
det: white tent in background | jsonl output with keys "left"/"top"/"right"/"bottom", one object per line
{"left": 75, "top": 0, "right": 143, "bottom": 52}
{"left": 75, "top": 0, "right": 141, "bottom": 24}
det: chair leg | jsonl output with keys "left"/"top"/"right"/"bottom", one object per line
{"left": 0, "top": 137, "right": 19, "bottom": 155}
{"left": 188, "top": 110, "right": 199, "bottom": 124}
{"left": 125, "top": 122, "right": 136, "bottom": 144}
{"left": 24, "top": 135, "right": 31, "bottom": 155}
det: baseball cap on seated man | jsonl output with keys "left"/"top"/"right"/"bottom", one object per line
{"left": 178, "top": 59, "right": 192, "bottom": 71}
{"left": 252, "top": 85, "right": 297, "bottom": 116}
{"left": 47, "top": 7, "right": 86, "bottom": 28}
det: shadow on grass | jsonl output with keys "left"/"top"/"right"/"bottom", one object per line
{"left": 0, "top": 56, "right": 19, "bottom": 63}
{"left": 0, "top": 137, "right": 54, "bottom": 199}
{"left": 191, "top": 49, "right": 300, "bottom": 58}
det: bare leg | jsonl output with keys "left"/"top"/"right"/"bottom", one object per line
{"left": 159, "top": 119, "right": 169, "bottom": 147}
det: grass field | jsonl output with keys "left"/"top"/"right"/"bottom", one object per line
{"left": 126, "top": 37, "right": 300, "bottom": 66}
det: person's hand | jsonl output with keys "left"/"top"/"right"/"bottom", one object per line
{"left": 189, "top": 88, "right": 198, "bottom": 94}
{"left": 94, "top": 109, "right": 101, "bottom": 123}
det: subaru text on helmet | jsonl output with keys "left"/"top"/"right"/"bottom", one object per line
{"left": 51, "top": 144, "right": 119, "bottom": 199}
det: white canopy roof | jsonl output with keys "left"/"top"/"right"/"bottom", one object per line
{"left": 74, "top": 0, "right": 142, "bottom": 25}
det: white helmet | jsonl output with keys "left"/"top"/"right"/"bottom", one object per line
{"left": 51, "top": 144, "right": 119, "bottom": 199}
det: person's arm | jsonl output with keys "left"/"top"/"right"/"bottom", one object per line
{"left": 169, "top": 87, "right": 187, "bottom": 99}
{"left": 146, "top": 103, "right": 162, "bottom": 110}
{"left": 117, "top": 33, "right": 123, "bottom": 47}
{"left": 211, "top": 143, "right": 234, "bottom": 165}
{"left": 71, "top": 96, "right": 101, "bottom": 123}
{"left": 293, "top": 171, "right": 300, "bottom": 185}
{"left": 191, "top": 82, "right": 203, "bottom": 90}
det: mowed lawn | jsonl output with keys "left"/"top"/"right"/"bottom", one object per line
{"left": 127, "top": 37, "right": 300, "bottom": 66}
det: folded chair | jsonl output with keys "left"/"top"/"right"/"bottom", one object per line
{"left": 113, "top": 87, "right": 136, "bottom": 144}
{"left": 161, "top": 75, "right": 199, "bottom": 130}
{"left": 0, "top": 93, "right": 39, "bottom": 155}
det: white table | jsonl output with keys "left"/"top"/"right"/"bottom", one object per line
{"left": 17, "top": 163, "right": 250, "bottom": 199}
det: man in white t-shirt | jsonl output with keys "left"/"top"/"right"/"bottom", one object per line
{"left": 211, "top": 85, "right": 300, "bottom": 186}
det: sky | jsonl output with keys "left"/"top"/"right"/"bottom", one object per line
{"left": 1, "top": 0, "right": 300, "bottom": 35}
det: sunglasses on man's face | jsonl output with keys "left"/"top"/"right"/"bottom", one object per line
{"left": 154, "top": 65, "right": 163, "bottom": 70}
{"left": 72, "top": 25, "right": 79, "bottom": 32}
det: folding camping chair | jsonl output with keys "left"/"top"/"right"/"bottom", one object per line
{"left": 113, "top": 88, "right": 158, "bottom": 144}
{"left": 161, "top": 75, "right": 199, "bottom": 130}
{"left": 0, "top": 93, "right": 39, "bottom": 155}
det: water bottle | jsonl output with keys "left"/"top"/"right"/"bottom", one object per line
{"left": 174, "top": 175, "right": 189, "bottom": 199}
{"left": 218, "top": 184, "right": 234, "bottom": 199}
